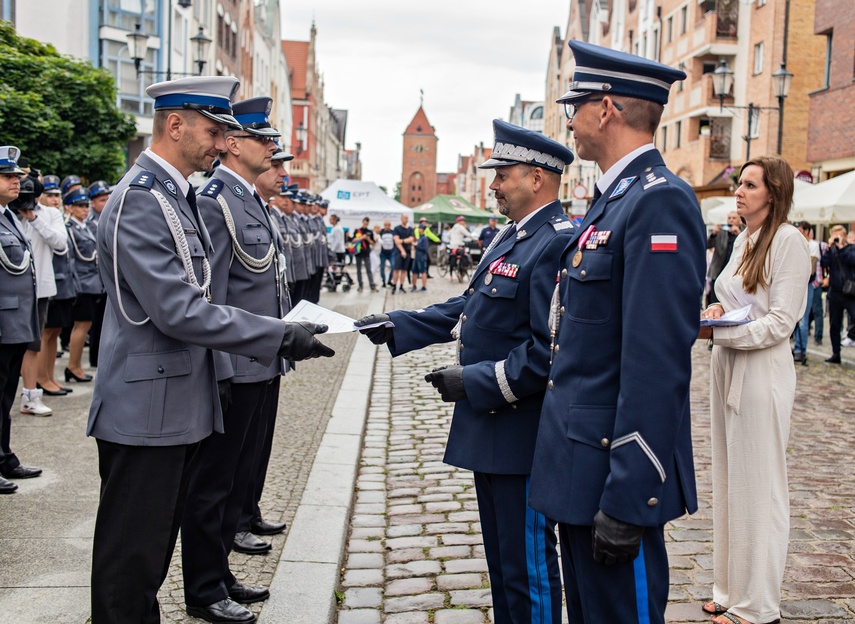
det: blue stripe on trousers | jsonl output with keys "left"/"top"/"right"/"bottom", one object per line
{"left": 634, "top": 541, "right": 650, "bottom": 624}
{"left": 525, "top": 477, "right": 553, "bottom": 623}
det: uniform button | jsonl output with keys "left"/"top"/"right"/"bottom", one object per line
{"left": 462, "top": 315, "right": 467, "bottom": 322}
{"left": 547, "top": 379, "right": 554, "bottom": 390}
{"left": 647, "top": 497, "right": 659, "bottom": 506}
{"left": 489, "top": 409, "right": 496, "bottom": 414}
{"left": 459, "top": 344, "right": 464, "bottom": 350}
{"left": 511, "top": 404, "right": 517, "bottom": 410}
{"left": 554, "top": 344, "right": 560, "bottom": 353}
{"left": 469, "top": 288, "right": 475, "bottom": 295}
{"left": 560, "top": 305, "right": 565, "bottom": 316}
{"left": 491, "top": 288, "right": 497, "bottom": 294}
{"left": 580, "top": 270, "right": 587, "bottom": 279}
{"left": 561, "top": 268, "right": 568, "bottom": 279}
{"left": 600, "top": 438, "right": 610, "bottom": 448}
{"left": 157, "top": 366, "right": 165, "bottom": 374}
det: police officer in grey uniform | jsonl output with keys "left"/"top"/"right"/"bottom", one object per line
{"left": 294, "top": 192, "right": 315, "bottom": 303}
{"left": 0, "top": 147, "right": 42, "bottom": 493}
{"left": 86, "top": 180, "right": 111, "bottom": 367}
{"left": 270, "top": 187, "right": 296, "bottom": 292}
{"left": 87, "top": 77, "right": 334, "bottom": 624}
{"left": 274, "top": 184, "right": 305, "bottom": 301}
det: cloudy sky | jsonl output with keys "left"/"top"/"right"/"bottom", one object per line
{"left": 281, "top": 1, "right": 570, "bottom": 194}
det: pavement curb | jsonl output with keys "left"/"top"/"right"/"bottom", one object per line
{"left": 259, "top": 291, "right": 386, "bottom": 624}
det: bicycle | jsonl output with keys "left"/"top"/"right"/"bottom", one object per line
{"left": 447, "top": 247, "right": 472, "bottom": 283}
{"left": 436, "top": 247, "right": 449, "bottom": 278}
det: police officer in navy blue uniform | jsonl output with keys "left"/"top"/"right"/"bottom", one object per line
{"left": 527, "top": 41, "right": 706, "bottom": 624}
{"left": 357, "top": 120, "right": 575, "bottom": 624}
{"left": 182, "top": 96, "right": 292, "bottom": 623}
{"left": 0, "top": 147, "right": 42, "bottom": 494}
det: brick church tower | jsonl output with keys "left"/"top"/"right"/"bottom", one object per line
{"left": 400, "top": 105, "right": 438, "bottom": 207}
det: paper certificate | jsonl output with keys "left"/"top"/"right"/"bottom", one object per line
{"left": 700, "top": 304, "right": 753, "bottom": 327}
{"left": 282, "top": 300, "right": 394, "bottom": 334}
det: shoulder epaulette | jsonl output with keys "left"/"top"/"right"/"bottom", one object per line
{"left": 550, "top": 214, "right": 575, "bottom": 232}
{"left": 130, "top": 170, "right": 155, "bottom": 190}
{"left": 200, "top": 178, "right": 224, "bottom": 199}
{"left": 641, "top": 167, "right": 670, "bottom": 191}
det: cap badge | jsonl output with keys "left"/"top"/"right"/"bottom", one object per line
{"left": 164, "top": 179, "right": 177, "bottom": 196}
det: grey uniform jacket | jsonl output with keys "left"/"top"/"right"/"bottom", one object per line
{"left": 86, "top": 152, "right": 287, "bottom": 446}
{"left": 298, "top": 215, "right": 315, "bottom": 275}
{"left": 68, "top": 218, "right": 104, "bottom": 295}
{"left": 272, "top": 210, "right": 296, "bottom": 285}
{"left": 312, "top": 216, "right": 327, "bottom": 268}
{"left": 284, "top": 213, "right": 309, "bottom": 281}
{"left": 197, "top": 169, "right": 289, "bottom": 384}
{"left": 52, "top": 227, "right": 80, "bottom": 300}
{"left": 0, "top": 208, "right": 39, "bottom": 344}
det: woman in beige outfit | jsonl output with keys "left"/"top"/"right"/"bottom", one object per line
{"left": 700, "top": 157, "right": 810, "bottom": 624}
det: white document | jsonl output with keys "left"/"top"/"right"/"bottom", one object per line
{"left": 282, "top": 300, "right": 394, "bottom": 334}
{"left": 700, "top": 303, "right": 753, "bottom": 327}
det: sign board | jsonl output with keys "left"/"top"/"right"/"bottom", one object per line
{"left": 572, "top": 184, "right": 588, "bottom": 200}
{"left": 571, "top": 199, "right": 588, "bottom": 214}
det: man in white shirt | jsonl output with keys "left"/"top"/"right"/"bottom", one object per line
{"left": 329, "top": 214, "right": 346, "bottom": 262}
{"left": 449, "top": 216, "right": 473, "bottom": 250}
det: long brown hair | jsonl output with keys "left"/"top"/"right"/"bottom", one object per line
{"left": 735, "top": 156, "right": 794, "bottom": 294}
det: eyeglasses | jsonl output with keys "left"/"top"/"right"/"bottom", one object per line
{"left": 231, "top": 134, "right": 275, "bottom": 145}
{"left": 563, "top": 98, "right": 623, "bottom": 121}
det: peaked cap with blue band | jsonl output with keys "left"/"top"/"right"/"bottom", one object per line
{"left": 558, "top": 40, "right": 686, "bottom": 105}
{"left": 0, "top": 146, "right": 25, "bottom": 175}
{"left": 43, "top": 174, "right": 61, "bottom": 193}
{"left": 88, "top": 180, "right": 112, "bottom": 198}
{"left": 63, "top": 187, "right": 90, "bottom": 206}
{"left": 61, "top": 175, "right": 82, "bottom": 194}
{"left": 232, "top": 96, "right": 281, "bottom": 138}
{"left": 146, "top": 76, "right": 242, "bottom": 129}
{"left": 479, "top": 120, "right": 574, "bottom": 175}
{"left": 280, "top": 183, "right": 299, "bottom": 197}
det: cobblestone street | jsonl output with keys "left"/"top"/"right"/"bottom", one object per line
{"left": 337, "top": 275, "right": 855, "bottom": 624}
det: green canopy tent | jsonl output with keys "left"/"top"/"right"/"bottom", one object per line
{"left": 412, "top": 195, "right": 505, "bottom": 225}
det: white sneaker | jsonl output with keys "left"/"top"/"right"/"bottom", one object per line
{"left": 20, "top": 388, "right": 52, "bottom": 416}
{"left": 842, "top": 337, "right": 855, "bottom": 347}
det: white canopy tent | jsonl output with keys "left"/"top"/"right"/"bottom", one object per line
{"left": 789, "top": 170, "right": 855, "bottom": 225}
{"left": 701, "top": 178, "right": 816, "bottom": 226}
{"left": 320, "top": 179, "right": 412, "bottom": 231}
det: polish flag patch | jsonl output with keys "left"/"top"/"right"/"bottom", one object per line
{"left": 650, "top": 234, "right": 678, "bottom": 252}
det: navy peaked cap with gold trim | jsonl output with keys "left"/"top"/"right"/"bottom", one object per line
{"left": 558, "top": 40, "right": 686, "bottom": 105}
{"left": 479, "top": 120, "right": 574, "bottom": 175}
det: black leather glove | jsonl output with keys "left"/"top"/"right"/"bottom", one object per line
{"left": 218, "top": 380, "right": 232, "bottom": 413}
{"left": 354, "top": 313, "right": 393, "bottom": 345}
{"left": 424, "top": 365, "right": 467, "bottom": 402}
{"left": 591, "top": 510, "right": 645, "bottom": 566}
{"left": 278, "top": 321, "right": 335, "bottom": 361}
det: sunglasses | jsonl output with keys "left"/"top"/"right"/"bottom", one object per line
{"left": 231, "top": 134, "right": 275, "bottom": 145}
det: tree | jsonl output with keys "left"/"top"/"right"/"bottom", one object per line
{"left": 0, "top": 22, "right": 137, "bottom": 183}
{"left": 393, "top": 181, "right": 401, "bottom": 202}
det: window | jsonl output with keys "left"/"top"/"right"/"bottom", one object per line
{"left": 676, "top": 120, "right": 682, "bottom": 148}
{"left": 824, "top": 31, "right": 832, "bottom": 88}
{"left": 677, "top": 62, "right": 686, "bottom": 92}
{"left": 660, "top": 125, "right": 668, "bottom": 152}
{"left": 753, "top": 42, "right": 764, "bottom": 75}
{"left": 747, "top": 107, "right": 760, "bottom": 139}
{"left": 757, "top": 0, "right": 767, "bottom": 6}
{"left": 667, "top": 16, "right": 673, "bottom": 43}
{"left": 680, "top": 5, "right": 688, "bottom": 35}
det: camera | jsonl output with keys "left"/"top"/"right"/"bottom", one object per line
{"left": 8, "top": 173, "right": 43, "bottom": 213}
{"left": 834, "top": 237, "right": 840, "bottom": 244}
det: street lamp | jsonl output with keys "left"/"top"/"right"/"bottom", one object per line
{"left": 295, "top": 123, "right": 307, "bottom": 155}
{"left": 126, "top": 0, "right": 209, "bottom": 80}
{"left": 712, "top": 58, "right": 793, "bottom": 160}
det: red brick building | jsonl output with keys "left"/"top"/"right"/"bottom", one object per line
{"left": 400, "top": 106, "right": 438, "bottom": 207}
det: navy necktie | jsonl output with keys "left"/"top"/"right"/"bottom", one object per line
{"left": 185, "top": 189, "right": 201, "bottom": 225}
{"left": 253, "top": 191, "right": 265, "bottom": 209}
{"left": 592, "top": 186, "right": 603, "bottom": 203}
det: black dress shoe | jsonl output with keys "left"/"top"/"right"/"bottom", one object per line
{"left": 60, "top": 386, "right": 73, "bottom": 393}
{"left": 250, "top": 518, "right": 287, "bottom": 535}
{"left": 64, "top": 367, "right": 92, "bottom": 382}
{"left": 36, "top": 383, "right": 68, "bottom": 396}
{"left": 826, "top": 355, "right": 842, "bottom": 364}
{"left": 186, "top": 598, "right": 256, "bottom": 623}
{"left": 228, "top": 580, "right": 270, "bottom": 604}
{"left": 2, "top": 465, "right": 42, "bottom": 479}
{"left": 0, "top": 475, "right": 18, "bottom": 494}
{"left": 232, "top": 531, "right": 271, "bottom": 555}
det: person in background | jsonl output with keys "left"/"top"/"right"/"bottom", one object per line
{"left": 378, "top": 220, "right": 395, "bottom": 287}
{"left": 85, "top": 181, "right": 111, "bottom": 369}
{"left": 16, "top": 168, "right": 67, "bottom": 415}
{"left": 351, "top": 216, "right": 376, "bottom": 293}
{"left": 391, "top": 213, "right": 414, "bottom": 294}
{"left": 411, "top": 222, "right": 429, "bottom": 291}
{"left": 792, "top": 221, "right": 821, "bottom": 364}
{"left": 706, "top": 211, "right": 742, "bottom": 307}
{"left": 478, "top": 215, "right": 501, "bottom": 251}
{"left": 415, "top": 216, "right": 440, "bottom": 277}
{"left": 821, "top": 224, "right": 855, "bottom": 363}
{"left": 370, "top": 223, "right": 382, "bottom": 279}
{"left": 329, "top": 214, "right": 346, "bottom": 263}
{"left": 0, "top": 146, "right": 43, "bottom": 493}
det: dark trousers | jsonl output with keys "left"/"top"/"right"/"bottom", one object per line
{"left": 828, "top": 290, "right": 855, "bottom": 356}
{"left": 307, "top": 269, "right": 324, "bottom": 303}
{"left": 354, "top": 254, "right": 375, "bottom": 289}
{"left": 810, "top": 286, "right": 824, "bottom": 341}
{"left": 239, "top": 378, "right": 281, "bottom": 531}
{"left": 0, "top": 343, "right": 27, "bottom": 473}
{"left": 181, "top": 380, "right": 269, "bottom": 606}
{"left": 474, "top": 473, "right": 562, "bottom": 624}
{"left": 379, "top": 249, "right": 395, "bottom": 285}
{"left": 88, "top": 294, "right": 107, "bottom": 367}
{"left": 558, "top": 523, "right": 669, "bottom": 624}
{"left": 91, "top": 440, "right": 200, "bottom": 624}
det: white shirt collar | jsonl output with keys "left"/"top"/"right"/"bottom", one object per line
{"left": 514, "top": 202, "right": 551, "bottom": 231}
{"left": 144, "top": 149, "right": 190, "bottom": 197}
{"left": 216, "top": 163, "right": 255, "bottom": 198}
{"left": 596, "top": 143, "right": 656, "bottom": 196}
